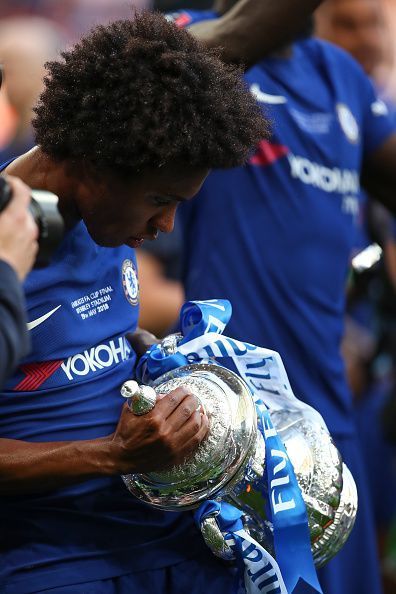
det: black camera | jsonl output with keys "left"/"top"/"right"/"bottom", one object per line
{"left": 0, "top": 177, "right": 64, "bottom": 267}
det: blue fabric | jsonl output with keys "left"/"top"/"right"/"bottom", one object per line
{"left": 166, "top": 9, "right": 217, "bottom": 27}
{"left": 173, "top": 11, "right": 396, "bottom": 434}
{"left": 180, "top": 36, "right": 396, "bottom": 436}
{"left": 0, "top": 133, "right": 35, "bottom": 168}
{"left": 392, "top": 218, "right": 396, "bottom": 240}
{"left": 140, "top": 300, "right": 320, "bottom": 593}
{"left": 195, "top": 501, "right": 287, "bottom": 594}
{"left": 10, "top": 555, "right": 236, "bottom": 594}
{"left": 258, "top": 406, "right": 321, "bottom": 593}
{"left": 0, "top": 164, "right": 213, "bottom": 593}
{"left": 173, "top": 11, "right": 394, "bottom": 594}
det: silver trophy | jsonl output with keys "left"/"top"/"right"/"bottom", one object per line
{"left": 121, "top": 342, "right": 357, "bottom": 568}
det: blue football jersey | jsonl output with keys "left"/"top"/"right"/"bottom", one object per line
{"left": 0, "top": 169, "right": 207, "bottom": 593}
{"left": 174, "top": 12, "right": 396, "bottom": 435}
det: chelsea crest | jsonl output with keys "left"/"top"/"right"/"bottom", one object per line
{"left": 122, "top": 259, "right": 139, "bottom": 306}
{"left": 336, "top": 103, "right": 359, "bottom": 144}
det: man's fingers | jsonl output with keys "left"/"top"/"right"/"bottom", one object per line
{"left": 154, "top": 386, "right": 198, "bottom": 420}
{"left": 177, "top": 412, "right": 210, "bottom": 460}
{"left": 5, "top": 175, "right": 31, "bottom": 208}
{"left": 168, "top": 396, "right": 204, "bottom": 433}
{"left": 4, "top": 176, "right": 38, "bottom": 241}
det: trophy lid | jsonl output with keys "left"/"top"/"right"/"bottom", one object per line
{"left": 122, "top": 363, "right": 258, "bottom": 510}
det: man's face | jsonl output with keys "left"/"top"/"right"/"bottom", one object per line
{"left": 315, "top": 0, "right": 386, "bottom": 76}
{"left": 76, "top": 164, "right": 209, "bottom": 247}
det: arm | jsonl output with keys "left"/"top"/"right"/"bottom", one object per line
{"left": 384, "top": 238, "right": 396, "bottom": 292}
{"left": 0, "top": 261, "right": 30, "bottom": 387}
{"left": 127, "top": 325, "right": 159, "bottom": 359}
{"left": 0, "top": 175, "right": 38, "bottom": 386}
{"left": 0, "top": 435, "right": 114, "bottom": 495}
{"left": 190, "top": 0, "right": 323, "bottom": 68}
{"left": 361, "top": 133, "right": 396, "bottom": 216}
{"left": 0, "top": 387, "right": 208, "bottom": 495}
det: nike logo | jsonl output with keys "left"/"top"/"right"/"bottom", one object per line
{"left": 27, "top": 305, "right": 62, "bottom": 330}
{"left": 371, "top": 99, "right": 388, "bottom": 116}
{"left": 250, "top": 84, "right": 287, "bottom": 104}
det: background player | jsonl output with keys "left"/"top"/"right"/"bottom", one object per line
{"left": 170, "top": 1, "right": 396, "bottom": 592}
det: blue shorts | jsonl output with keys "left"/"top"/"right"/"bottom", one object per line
{"left": 33, "top": 556, "right": 235, "bottom": 594}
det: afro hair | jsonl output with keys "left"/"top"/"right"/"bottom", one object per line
{"left": 33, "top": 11, "right": 268, "bottom": 176}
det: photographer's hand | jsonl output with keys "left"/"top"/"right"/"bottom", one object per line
{"left": 0, "top": 175, "right": 39, "bottom": 281}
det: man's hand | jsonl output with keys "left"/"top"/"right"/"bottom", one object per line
{"left": 0, "top": 176, "right": 38, "bottom": 280}
{"left": 110, "top": 386, "right": 209, "bottom": 473}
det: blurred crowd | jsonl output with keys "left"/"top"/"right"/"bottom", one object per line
{"left": 1, "top": 0, "right": 396, "bottom": 592}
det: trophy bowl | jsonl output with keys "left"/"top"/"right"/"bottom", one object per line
{"left": 122, "top": 363, "right": 258, "bottom": 509}
{"left": 121, "top": 363, "right": 358, "bottom": 567}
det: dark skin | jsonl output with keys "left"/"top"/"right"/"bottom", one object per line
{"left": 1, "top": 0, "right": 343, "bottom": 496}
{"left": 0, "top": 148, "right": 210, "bottom": 495}
{"left": 0, "top": 387, "right": 208, "bottom": 494}
{"left": 5, "top": 148, "right": 209, "bottom": 246}
{"left": 360, "top": 127, "right": 396, "bottom": 216}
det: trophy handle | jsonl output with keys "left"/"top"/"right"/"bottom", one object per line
{"left": 120, "top": 380, "right": 157, "bottom": 415}
{"left": 200, "top": 515, "right": 235, "bottom": 562}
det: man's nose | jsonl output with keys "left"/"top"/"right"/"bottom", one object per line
{"left": 153, "top": 205, "right": 177, "bottom": 234}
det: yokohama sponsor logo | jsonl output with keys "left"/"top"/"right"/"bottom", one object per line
{"left": 61, "top": 337, "right": 131, "bottom": 381}
{"left": 288, "top": 153, "right": 360, "bottom": 194}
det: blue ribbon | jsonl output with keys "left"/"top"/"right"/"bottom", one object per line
{"left": 180, "top": 299, "right": 232, "bottom": 339}
{"left": 136, "top": 299, "right": 232, "bottom": 382}
{"left": 195, "top": 501, "right": 289, "bottom": 594}
{"left": 136, "top": 300, "right": 322, "bottom": 594}
{"left": 257, "top": 404, "right": 322, "bottom": 593}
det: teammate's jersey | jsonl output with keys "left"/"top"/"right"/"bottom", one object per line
{"left": 173, "top": 11, "right": 396, "bottom": 435}
{"left": 0, "top": 166, "right": 206, "bottom": 593}
{"left": 165, "top": 9, "right": 216, "bottom": 28}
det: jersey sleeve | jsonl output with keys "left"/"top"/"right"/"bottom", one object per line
{"left": 360, "top": 75, "right": 396, "bottom": 158}
{"left": 0, "top": 260, "right": 30, "bottom": 387}
{"left": 391, "top": 217, "right": 396, "bottom": 240}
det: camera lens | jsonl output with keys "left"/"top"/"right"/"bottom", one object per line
{"left": 0, "top": 178, "right": 64, "bottom": 267}
{"left": 0, "top": 177, "right": 12, "bottom": 211}
{"left": 30, "top": 190, "right": 64, "bottom": 267}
